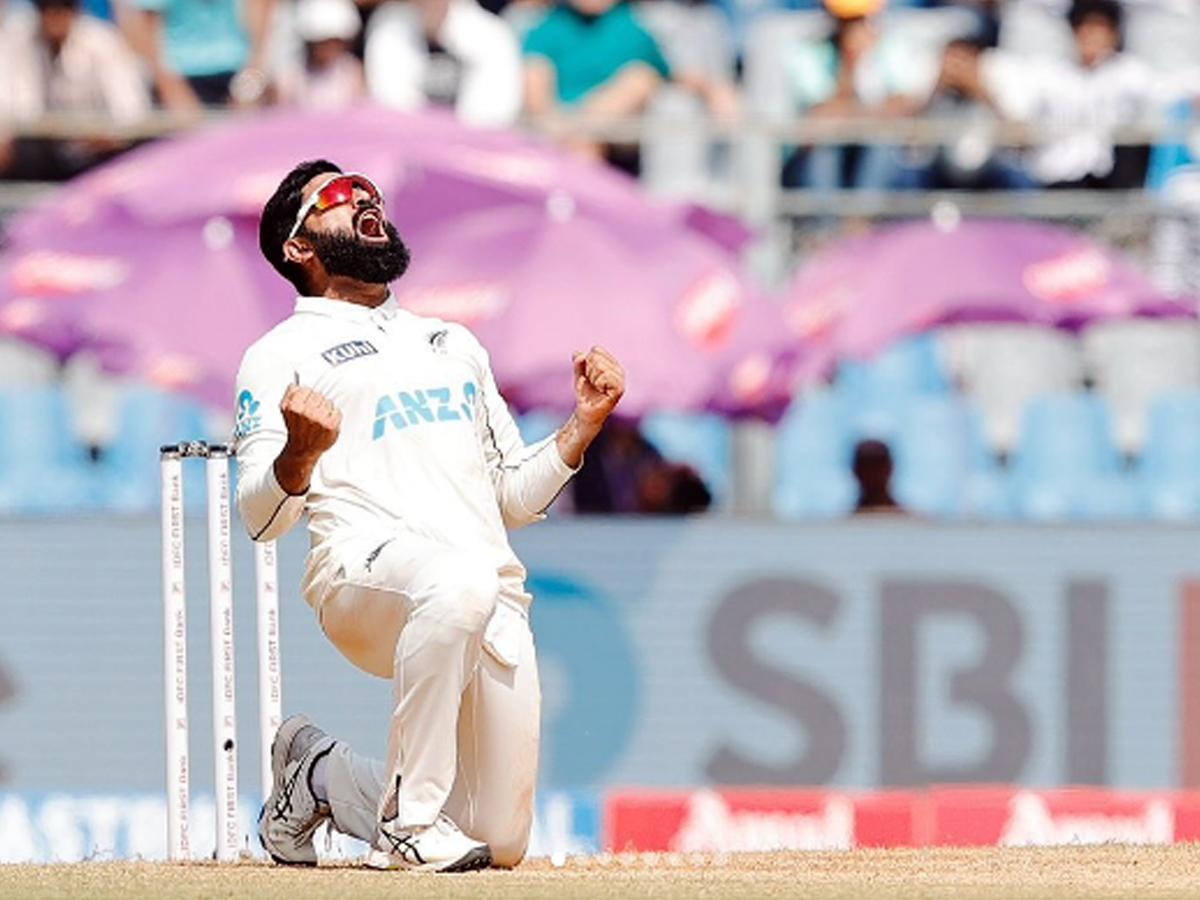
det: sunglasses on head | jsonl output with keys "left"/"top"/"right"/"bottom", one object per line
{"left": 288, "top": 173, "right": 384, "bottom": 240}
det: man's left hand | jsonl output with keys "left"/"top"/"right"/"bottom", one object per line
{"left": 573, "top": 346, "right": 625, "bottom": 426}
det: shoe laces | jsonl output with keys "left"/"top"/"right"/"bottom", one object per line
{"left": 380, "top": 823, "right": 428, "bottom": 865}
{"left": 271, "top": 765, "right": 301, "bottom": 823}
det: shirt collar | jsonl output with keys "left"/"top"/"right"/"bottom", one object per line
{"left": 294, "top": 293, "right": 400, "bottom": 323}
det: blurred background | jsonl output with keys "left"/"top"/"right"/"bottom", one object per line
{"left": 3, "top": 0, "right": 1200, "bottom": 862}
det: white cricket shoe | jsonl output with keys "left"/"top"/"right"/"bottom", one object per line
{"left": 259, "top": 714, "right": 336, "bottom": 866}
{"left": 365, "top": 813, "right": 492, "bottom": 873}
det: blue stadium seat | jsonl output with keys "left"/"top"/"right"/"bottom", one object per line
{"left": 1138, "top": 390, "right": 1200, "bottom": 520}
{"left": 1010, "top": 392, "right": 1123, "bottom": 520}
{"left": 772, "top": 389, "right": 856, "bottom": 519}
{"left": 0, "top": 385, "right": 100, "bottom": 514}
{"left": 516, "top": 409, "right": 561, "bottom": 445}
{"left": 96, "top": 384, "right": 211, "bottom": 512}
{"left": 836, "top": 333, "right": 952, "bottom": 440}
{"left": 640, "top": 410, "right": 733, "bottom": 508}
{"left": 1076, "top": 474, "right": 1145, "bottom": 521}
{"left": 891, "top": 394, "right": 996, "bottom": 518}
{"left": 960, "top": 469, "right": 1016, "bottom": 520}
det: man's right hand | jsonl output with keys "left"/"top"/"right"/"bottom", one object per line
{"left": 274, "top": 384, "right": 341, "bottom": 495}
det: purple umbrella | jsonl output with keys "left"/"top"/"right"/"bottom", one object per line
{"left": 0, "top": 104, "right": 790, "bottom": 416}
{"left": 395, "top": 200, "right": 796, "bottom": 417}
{"left": 782, "top": 217, "right": 1197, "bottom": 379}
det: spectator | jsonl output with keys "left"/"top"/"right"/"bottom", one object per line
{"left": 0, "top": 0, "right": 151, "bottom": 180}
{"left": 521, "top": 0, "right": 671, "bottom": 165}
{"left": 909, "top": 36, "right": 1035, "bottom": 190}
{"left": 637, "top": 461, "right": 713, "bottom": 514}
{"left": 850, "top": 438, "right": 905, "bottom": 515}
{"left": 939, "top": 0, "right": 1200, "bottom": 189}
{"left": 781, "top": 0, "right": 936, "bottom": 191}
{"left": 274, "top": 0, "right": 366, "bottom": 109}
{"left": 570, "top": 416, "right": 711, "bottom": 514}
{"left": 126, "top": 0, "right": 276, "bottom": 110}
{"left": 571, "top": 417, "right": 665, "bottom": 512}
{"left": 522, "top": 0, "right": 738, "bottom": 168}
{"left": 939, "top": 0, "right": 998, "bottom": 48}
{"left": 365, "top": 0, "right": 521, "bottom": 127}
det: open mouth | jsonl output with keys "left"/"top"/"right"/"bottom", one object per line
{"left": 355, "top": 208, "right": 388, "bottom": 242}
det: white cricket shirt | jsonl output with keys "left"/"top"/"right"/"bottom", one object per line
{"left": 233, "top": 294, "right": 575, "bottom": 610}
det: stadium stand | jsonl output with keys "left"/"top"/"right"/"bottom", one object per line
{"left": 0, "top": 385, "right": 98, "bottom": 514}
{"left": 95, "top": 384, "right": 212, "bottom": 512}
{"left": 772, "top": 386, "right": 857, "bottom": 519}
{"left": 3, "top": 0, "right": 1200, "bottom": 522}
{"left": 940, "top": 324, "right": 1086, "bottom": 458}
{"left": 640, "top": 410, "right": 733, "bottom": 508}
{"left": 833, "top": 332, "right": 952, "bottom": 442}
{"left": 1008, "top": 390, "right": 1129, "bottom": 521}
{"left": 1081, "top": 317, "right": 1200, "bottom": 457}
{"left": 1137, "top": 389, "right": 1200, "bottom": 521}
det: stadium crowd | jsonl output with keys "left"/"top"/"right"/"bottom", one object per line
{"left": 2, "top": 0, "right": 1199, "bottom": 186}
{"left": 1, "top": 0, "right": 1199, "bottom": 520}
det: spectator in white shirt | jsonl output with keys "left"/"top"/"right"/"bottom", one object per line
{"left": 0, "top": 0, "right": 150, "bottom": 179}
{"left": 364, "top": 0, "right": 522, "bottom": 128}
{"left": 274, "top": 0, "right": 367, "bottom": 109}
{"left": 907, "top": 36, "right": 1035, "bottom": 191}
{"left": 941, "top": 0, "right": 1200, "bottom": 188}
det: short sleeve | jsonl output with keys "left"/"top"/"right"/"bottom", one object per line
{"left": 521, "top": 12, "right": 560, "bottom": 60}
{"left": 630, "top": 18, "right": 670, "bottom": 79}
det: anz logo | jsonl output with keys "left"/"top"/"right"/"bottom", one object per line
{"left": 373, "top": 382, "right": 478, "bottom": 439}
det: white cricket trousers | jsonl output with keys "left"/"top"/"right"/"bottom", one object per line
{"left": 311, "top": 533, "right": 541, "bottom": 868}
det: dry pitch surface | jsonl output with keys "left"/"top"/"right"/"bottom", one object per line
{"left": 5, "top": 846, "right": 1200, "bottom": 900}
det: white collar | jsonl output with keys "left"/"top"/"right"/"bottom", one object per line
{"left": 294, "top": 293, "right": 400, "bottom": 323}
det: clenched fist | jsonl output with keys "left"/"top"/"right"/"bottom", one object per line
{"left": 573, "top": 347, "right": 625, "bottom": 427}
{"left": 274, "top": 384, "right": 341, "bottom": 495}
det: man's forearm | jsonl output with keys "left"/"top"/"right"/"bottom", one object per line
{"left": 273, "top": 446, "right": 321, "bottom": 495}
{"left": 555, "top": 411, "right": 603, "bottom": 469}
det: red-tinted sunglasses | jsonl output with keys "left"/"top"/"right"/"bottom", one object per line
{"left": 288, "top": 173, "right": 384, "bottom": 240}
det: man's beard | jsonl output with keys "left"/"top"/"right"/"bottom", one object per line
{"left": 302, "top": 220, "right": 411, "bottom": 285}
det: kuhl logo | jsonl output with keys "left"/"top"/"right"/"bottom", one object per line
{"left": 321, "top": 340, "right": 379, "bottom": 367}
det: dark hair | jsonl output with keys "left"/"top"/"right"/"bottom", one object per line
{"left": 1068, "top": 0, "right": 1122, "bottom": 33}
{"left": 852, "top": 438, "right": 893, "bottom": 473}
{"left": 259, "top": 158, "right": 342, "bottom": 293}
{"left": 33, "top": 0, "right": 80, "bottom": 12}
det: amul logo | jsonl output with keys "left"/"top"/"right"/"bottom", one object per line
{"left": 999, "top": 793, "right": 1174, "bottom": 846}
{"left": 673, "top": 790, "right": 854, "bottom": 851}
{"left": 786, "top": 284, "right": 849, "bottom": 339}
{"left": 1023, "top": 249, "right": 1111, "bottom": 303}
{"left": 675, "top": 271, "right": 740, "bottom": 349}
{"left": 11, "top": 252, "right": 129, "bottom": 294}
